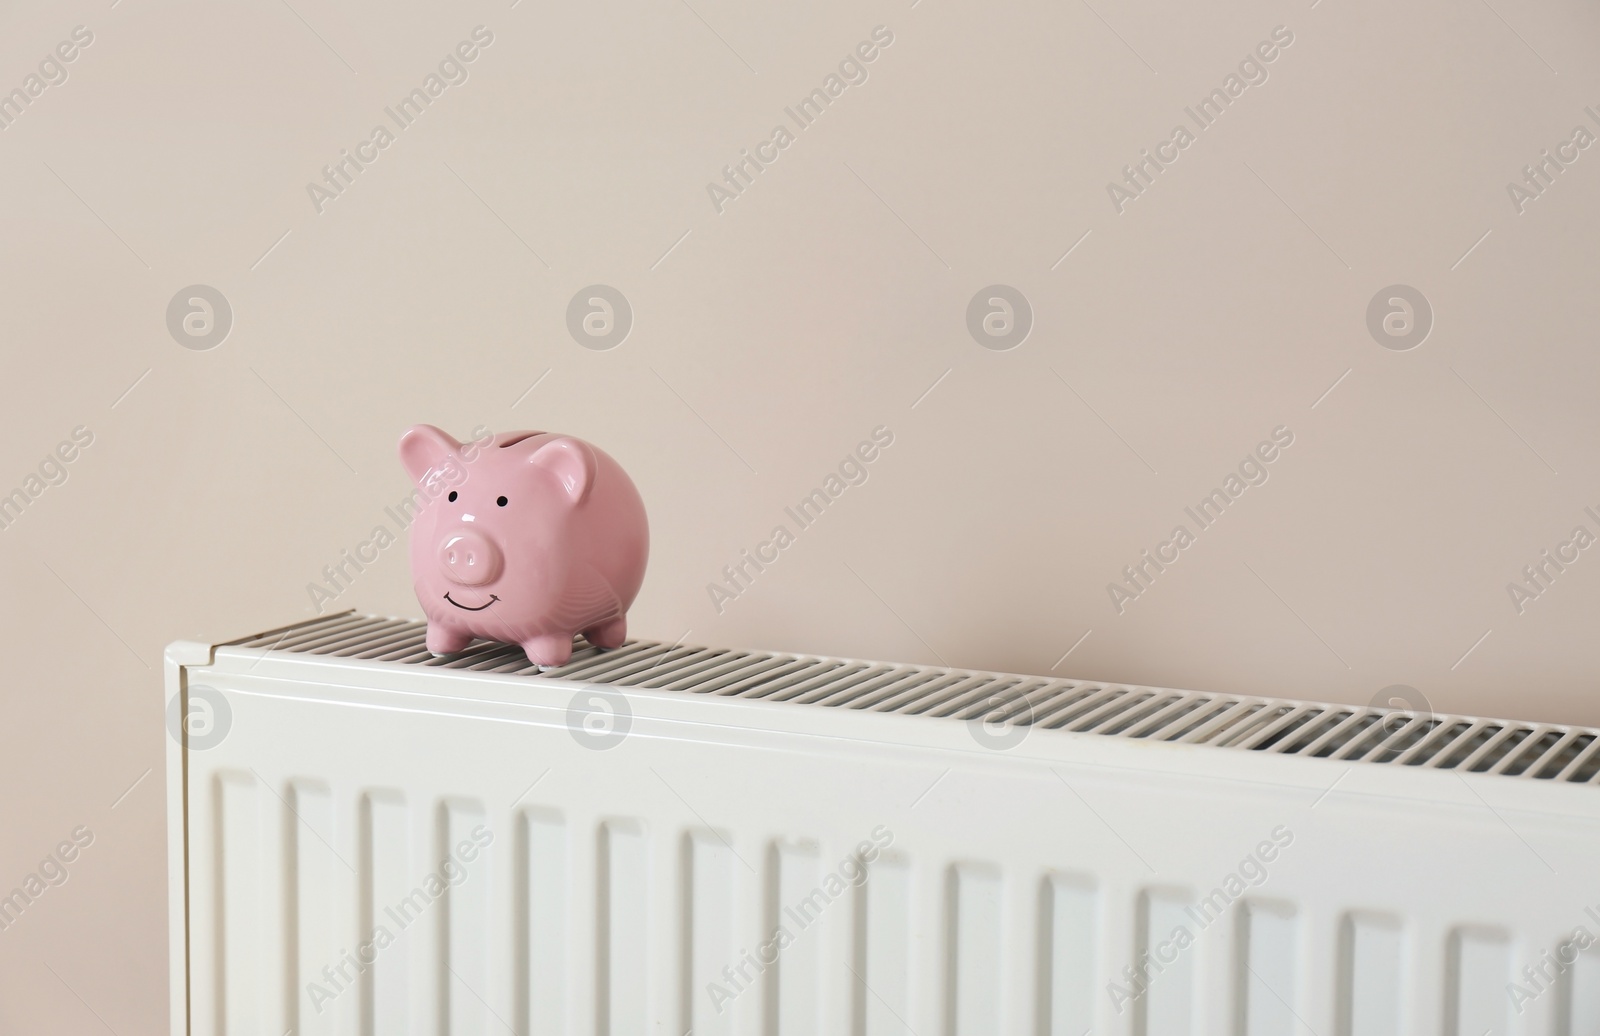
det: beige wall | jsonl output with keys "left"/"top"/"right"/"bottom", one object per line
{"left": 3, "top": 0, "right": 1598, "bottom": 1025}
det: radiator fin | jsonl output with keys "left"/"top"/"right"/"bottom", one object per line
{"left": 226, "top": 613, "right": 1600, "bottom": 787}
{"left": 441, "top": 799, "right": 491, "bottom": 1033}
{"left": 1040, "top": 875, "right": 1098, "bottom": 1036}
{"left": 1340, "top": 913, "right": 1403, "bottom": 1036}
{"left": 948, "top": 863, "right": 1004, "bottom": 1035}
{"left": 598, "top": 820, "right": 649, "bottom": 1035}
{"left": 360, "top": 789, "right": 410, "bottom": 1035}
{"left": 1138, "top": 889, "right": 1197, "bottom": 1036}
{"left": 519, "top": 809, "right": 567, "bottom": 1036}
{"left": 858, "top": 853, "right": 912, "bottom": 1035}
{"left": 771, "top": 840, "right": 823, "bottom": 1036}
{"left": 1446, "top": 927, "right": 1509, "bottom": 1036}
{"left": 1241, "top": 901, "right": 1298, "bottom": 1036}
{"left": 288, "top": 779, "right": 346, "bottom": 1034}
{"left": 1572, "top": 951, "right": 1600, "bottom": 1034}
{"left": 215, "top": 772, "right": 262, "bottom": 1034}
{"left": 685, "top": 829, "right": 737, "bottom": 1036}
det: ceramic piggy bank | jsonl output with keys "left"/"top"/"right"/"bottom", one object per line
{"left": 399, "top": 425, "right": 648, "bottom": 667}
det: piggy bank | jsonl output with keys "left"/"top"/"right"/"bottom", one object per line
{"left": 398, "top": 424, "right": 648, "bottom": 667}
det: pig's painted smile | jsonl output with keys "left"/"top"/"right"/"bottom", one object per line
{"left": 443, "top": 592, "right": 500, "bottom": 611}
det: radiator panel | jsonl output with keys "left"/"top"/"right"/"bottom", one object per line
{"left": 168, "top": 617, "right": 1600, "bottom": 1035}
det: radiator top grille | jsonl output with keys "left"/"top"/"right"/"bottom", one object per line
{"left": 226, "top": 613, "right": 1600, "bottom": 786}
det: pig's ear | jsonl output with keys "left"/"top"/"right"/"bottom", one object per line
{"left": 398, "top": 424, "right": 462, "bottom": 485}
{"left": 529, "top": 437, "right": 596, "bottom": 505}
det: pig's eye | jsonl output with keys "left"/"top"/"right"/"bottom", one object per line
{"left": 496, "top": 496, "right": 508, "bottom": 507}
{"left": 448, "top": 491, "right": 458, "bottom": 502}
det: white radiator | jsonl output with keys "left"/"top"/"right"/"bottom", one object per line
{"left": 166, "top": 612, "right": 1600, "bottom": 1036}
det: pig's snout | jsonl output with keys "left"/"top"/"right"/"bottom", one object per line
{"left": 438, "top": 532, "right": 503, "bottom": 585}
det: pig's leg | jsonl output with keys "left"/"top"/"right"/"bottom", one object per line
{"left": 521, "top": 634, "right": 574, "bottom": 669}
{"left": 426, "top": 624, "right": 472, "bottom": 656}
{"left": 584, "top": 616, "right": 627, "bottom": 650}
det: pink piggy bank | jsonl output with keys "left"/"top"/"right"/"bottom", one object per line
{"left": 398, "top": 424, "right": 648, "bottom": 667}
